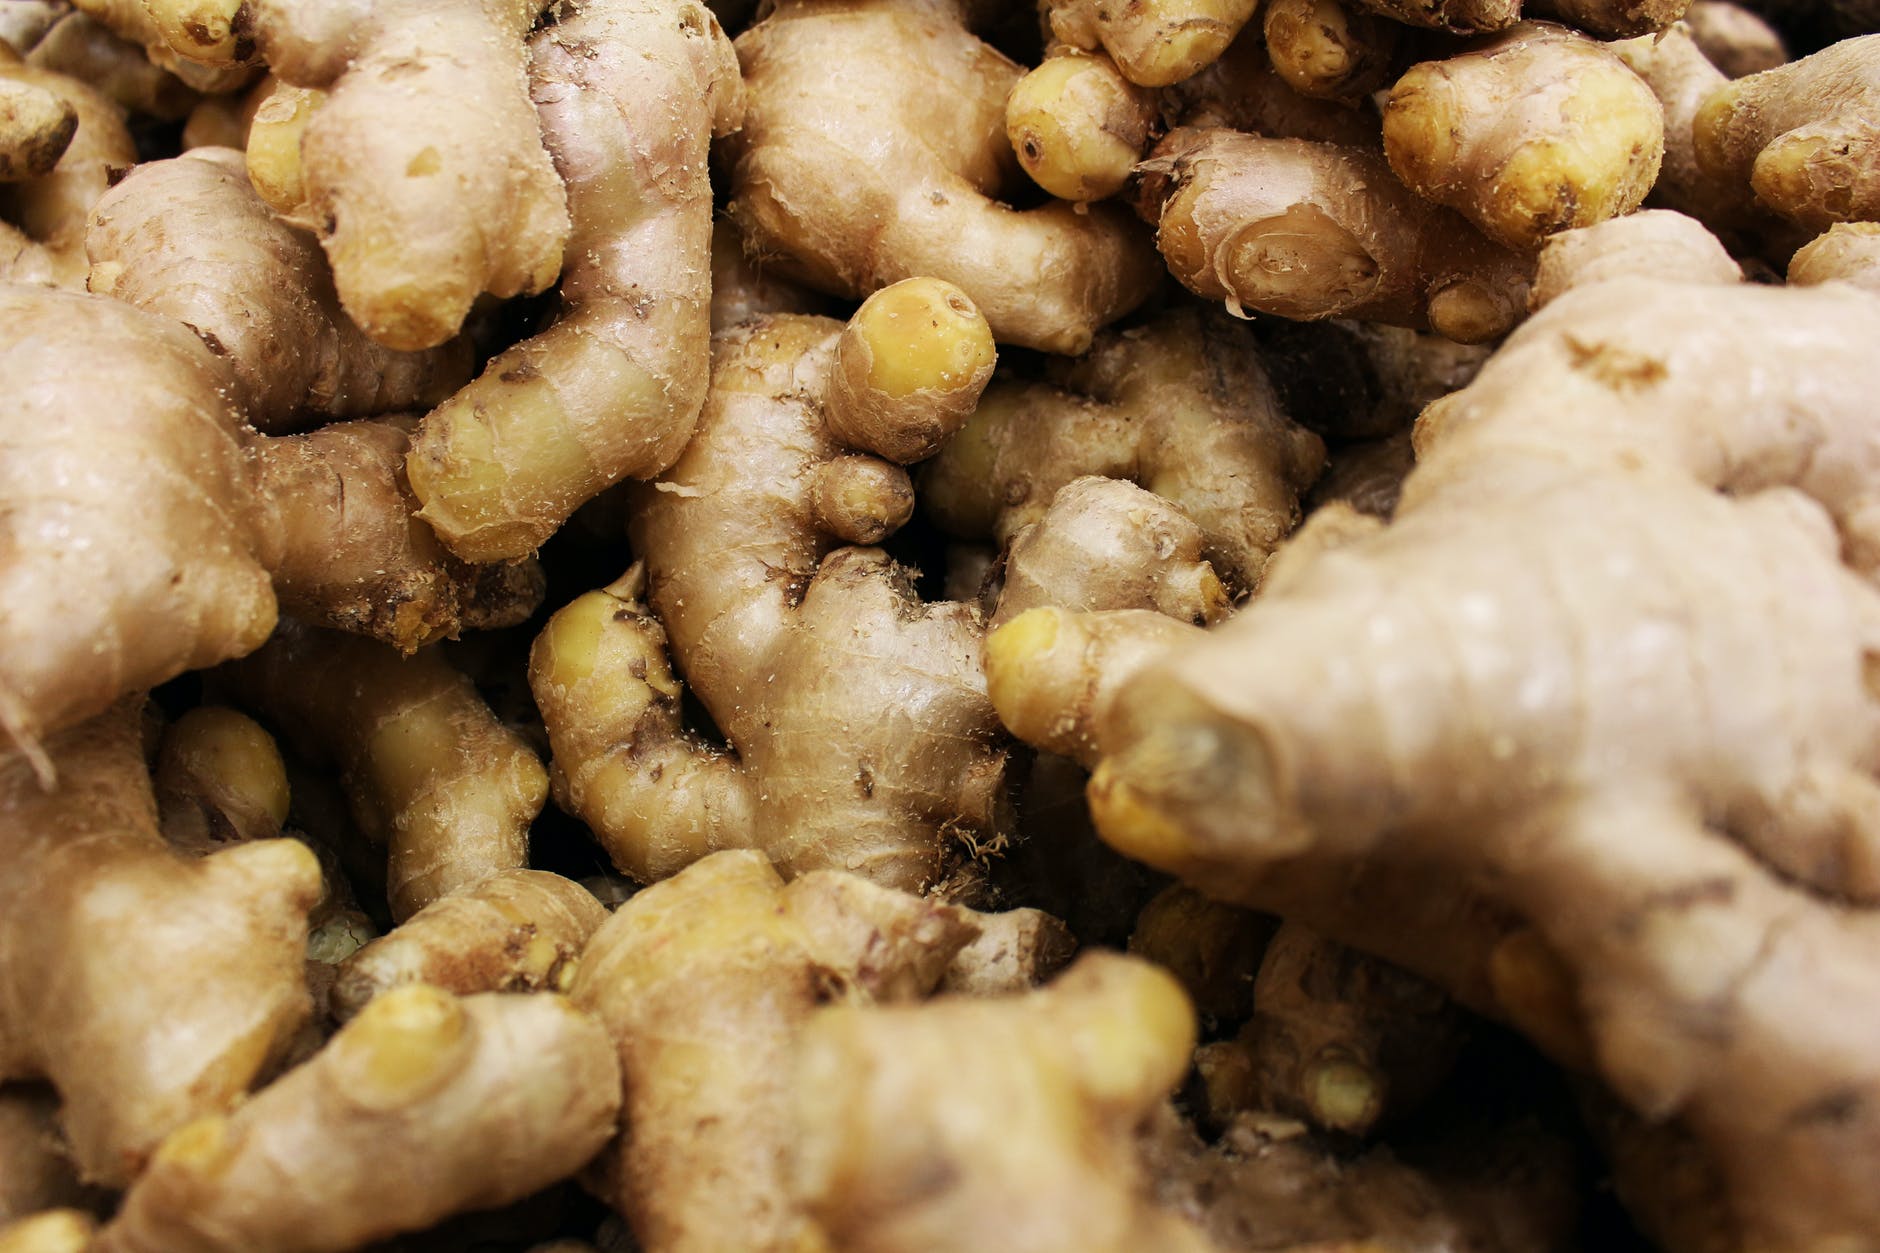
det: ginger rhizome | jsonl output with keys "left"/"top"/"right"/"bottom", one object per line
{"left": 532, "top": 281, "right": 1008, "bottom": 893}
{"left": 153, "top": 705, "right": 289, "bottom": 854}
{"left": 150, "top": 0, "right": 571, "bottom": 350}
{"left": 725, "top": 0, "right": 1159, "bottom": 353}
{"left": 1382, "top": 22, "right": 1665, "bottom": 250}
{"left": 1056, "top": 271, "right": 1880, "bottom": 1250}
{"left": 1263, "top": 0, "right": 1405, "bottom": 103}
{"left": 1693, "top": 34, "right": 1880, "bottom": 230}
{"left": 793, "top": 951, "right": 1206, "bottom": 1253}
{"left": 0, "top": 49, "right": 131, "bottom": 287}
{"left": 1789, "top": 220, "right": 1880, "bottom": 292}
{"left": 331, "top": 869, "right": 607, "bottom": 1019}
{"left": 1138, "top": 127, "right": 1533, "bottom": 343}
{"left": 86, "top": 148, "right": 471, "bottom": 434}
{"left": 26, "top": 11, "right": 201, "bottom": 122}
{"left": 1040, "top": 0, "right": 1259, "bottom": 86}
{"left": 226, "top": 624, "right": 548, "bottom": 921}
{"left": 0, "top": 64, "right": 73, "bottom": 180}
{"left": 0, "top": 702, "right": 320, "bottom": 1186}
{"left": 100, "top": 987, "right": 620, "bottom": 1253}
{"left": 922, "top": 309, "right": 1325, "bottom": 597}
{"left": 404, "top": 0, "right": 743, "bottom": 563}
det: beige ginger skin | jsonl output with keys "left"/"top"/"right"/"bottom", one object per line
{"left": 725, "top": 0, "right": 1160, "bottom": 355}
{"left": 404, "top": 0, "right": 745, "bottom": 563}
{"left": 0, "top": 703, "right": 321, "bottom": 1187}
{"left": 1016, "top": 274, "right": 1880, "bottom": 1251}
{"left": 225, "top": 624, "right": 547, "bottom": 921}
{"left": 1041, "top": 0, "right": 1260, "bottom": 86}
{"left": 0, "top": 48, "right": 131, "bottom": 288}
{"left": 1140, "top": 127, "right": 1533, "bottom": 343}
{"left": 99, "top": 987, "right": 621, "bottom": 1253}
{"left": 1383, "top": 22, "right": 1666, "bottom": 251}
{"left": 533, "top": 280, "right": 1007, "bottom": 894}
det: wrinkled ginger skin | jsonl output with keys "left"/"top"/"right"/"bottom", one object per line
{"left": 1528, "top": 0, "right": 1692, "bottom": 36}
{"left": 1042, "top": 0, "right": 1260, "bottom": 86}
{"left": 1350, "top": 0, "right": 1517, "bottom": 32}
{"left": 85, "top": 149, "right": 472, "bottom": 434}
{"left": 537, "top": 294, "right": 1010, "bottom": 894}
{"left": 923, "top": 311, "right": 1324, "bottom": 596}
{"left": 1693, "top": 35, "right": 1880, "bottom": 231}
{"left": 571, "top": 851, "right": 982, "bottom": 1253}
{"left": 792, "top": 952, "right": 1209, "bottom": 1253}
{"left": 225, "top": 624, "right": 547, "bottom": 921}
{"left": 1383, "top": 23, "right": 1666, "bottom": 251}
{"left": 99, "top": 988, "right": 621, "bottom": 1253}
{"left": 1141, "top": 127, "right": 1532, "bottom": 343}
{"left": 1085, "top": 278, "right": 1880, "bottom": 1251}
{"left": 254, "top": 416, "right": 547, "bottom": 653}
{"left": 405, "top": 0, "right": 743, "bottom": 563}
{"left": 332, "top": 869, "right": 607, "bottom": 1020}
{"left": 726, "top": 0, "right": 1160, "bottom": 355}
{"left": 238, "top": 0, "right": 569, "bottom": 350}
{"left": 0, "top": 286, "right": 275, "bottom": 778}
{"left": 0, "top": 704, "right": 321, "bottom": 1187}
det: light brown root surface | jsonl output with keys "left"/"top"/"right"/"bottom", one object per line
{"left": 224, "top": 624, "right": 546, "bottom": 921}
{"left": 1788, "top": 220, "right": 1880, "bottom": 292}
{"left": 100, "top": 988, "right": 620, "bottom": 1253}
{"left": 404, "top": 0, "right": 743, "bottom": 563}
{"left": 26, "top": 12, "right": 196, "bottom": 120}
{"left": 1529, "top": 209, "right": 1740, "bottom": 307}
{"left": 0, "top": 53, "right": 131, "bottom": 287}
{"left": 1042, "top": 0, "right": 1260, "bottom": 86}
{"left": 1140, "top": 127, "right": 1532, "bottom": 343}
{"left": 1264, "top": 0, "right": 1404, "bottom": 103}
{"left": 0, "top": 703, "right": 320, "bottom": 1186}
{"left": 726, "top": 0, "right": 1159, "bottom": 354}
{"left": 1683, "top": 0, "right": 1786, "bottom": 75}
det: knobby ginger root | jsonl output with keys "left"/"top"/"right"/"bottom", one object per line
{"left": 87, "top": 148, "right": 472, "bottom": 434}
{"left": 1382, "top": 22, "right": 1665, "bottom": 251}
{"left": 1529, "top": 208, "right": 1741, "bottom": 307}
{"left": 1164, "top": 26, "right": 1383, "bottom": 146}
{"left": 225, "top": 625, "right": 546, "bottom": 921}
{"left": 65, "top": 0, "right": 249, "bottom": 92}
{"left": 0, "top": 5, "right": 69, "bottom": 54}
{"left": 1041, "top": 0, "right": 1259, "bottom": 86}
{"left": 533, "top": 281, "right": 1008, "bottom": 893}
{"left": 1127, "top": 884, "right": 1272, "bottom": 1024}
{"left": 1005, "top": 49, "right": 1157, "bottom": 203}
{"left": 26, "top": 12, "right": 197, "bottom": 120}
{"left": 331, "top": 869, "right": 607, "bottom": 1020}
{"left": 0, "top": 51, "right": 130, "bottom": 287}
{"left": 1694, "top": 35, "right": 1880, "bottom": 230}
{"left": 0, "top": 69, "right": 71, "bottom": 179}
{"left": 0, "top": 703, "right": 321, "bottom": 1185}
{"left": 153, "top": 706, "right": 289, "bottom": 855}
{"left": 923, "top": 310, "right": 1324, "bottom": 597}
{"left": 1072, "top": 273, "right": 1880, "bottom": 1250}
{"left": 1684, "top": 0, "right": 1785, "bottom": 75}
{"left": 164, "top": 0, "right": 570, "bottom": 350}
{"left": 726, "top": 0, "right": 1159, "bottom": 354}
{"left": 1139, "top": 127, "right": 1532, "bottom": 343}
{"left": 403, "top": 0, "right": 741, "bottom": 563}
{"left": 793, "top": 951, "right": 1208, "bottom": 1253}
{"left": 100, "top": 987, "right": 620, "bottom": 1253}
{"left": 570, "top": 850, "right": 1059, "bottom": 1252}
{"left": 1789, "top": 221, "right": 1880, "bottom": 292}
{"left": 1264, "top": 0, "right": 1404, "bottom": 102}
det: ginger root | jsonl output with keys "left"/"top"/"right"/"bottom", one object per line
{"left": 0, "top": 50, "right": 130, "bottom": 287}
{"left": 1382, "top": 22, "right": 1665, "bottom": 251}
{"left": 725, "top": 0, "right": 1159, "bottom": 354}
{"left": 0, "top": 702, "right": 320, "bottom": 1185}
{"left": 100, "top": 987, "right": 620, "bottom": 1253}
{"left": 1789, "top": 220, "right": 1880, "bottom": 292}
{"left": 403, "top": 0, "right": 744, "bottom": 563}
{"left": 1072, "top": 273, "right": 1880, "bottom": 1250}
{"left": 153, "top": 706, "right": 289, "bottom": 854}
{"left": 0, "top": 1089, "right": 97, "bottom": 1224}
{"left": 533, "top": 282, "right": 1008, "bottom": 893}
{"left": 1139, "top": 127, "right": 1532, "bottom": 343}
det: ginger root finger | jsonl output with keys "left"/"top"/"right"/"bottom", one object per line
{"left": 1085, "top": 277, "right": 1880, "bottom": 1250}
{"left": 100, "top": 988, "right": 620, "bottom": 1253}
{"left": 154, "top": 706, "right": 289, "bottom": 854}
{"left": 726, "top": 0, "right": 1159, "bottom": 355}
{"left": 86, "top": 149, "right": 471, "bottom": 434}
{"left": 792, "top": 952, "right": 1208, "bottom": 1253}
{"left": 922, "top": 310, "right": 1323, "bottom": 596}
{"left": 65, "top": 0, "right": 251, "bottom": 92}
{"left": 1693, "top": 34, "right": 1880, "bottom": 231}
{"left": 1529, "top": 209, "right": 1740, "bottom": 308}
{"left": 1042, "top": 0, "right": 1259, "bottom": 86}
{"left": 225, "top": 625, "right": 546, "bottom": 921}
{"left": 230, "top": 0, "right": 570, "bottom": 350}
{"left": 1005, "top": 49, "right": 1156, "bottom": 203}
{"left": 1264, "top": 0, "right": 1403, "bottom": 103}
{"left": 0, "top": 52, "right": 132, "bottom": 288}
{"left": 0, "top": 74, "right": 72, "bottom": 179}
{"left": 0, "top": 286, "right": 274, "bottom": 777}
{"left": 0, "top": 703, "right": 321, "bottom": 1185}
{"left": 331, "top": 869, "right": 606, "bottom": 1020}
{"left": 1789, "top": 221, "right": 1880, "bottom": 293}
{"left": 27, "top": 12, "right": 198, "bottom": 120}
{"left": 1382, "top": 22, "right": 1665, "bottom": 251}
{"left": 404, "top": 0, "right": 743, "bottom": 562}
{"left": 1140, "top": 127, "right": 1532, "bottom": 343}
{"left": 572, "top": 850, "right": 1021, "bottom": 1252}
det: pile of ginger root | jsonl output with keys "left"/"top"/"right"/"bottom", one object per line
{"left": 6, "top": 0, "right": 1880, "bottom": 1249}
